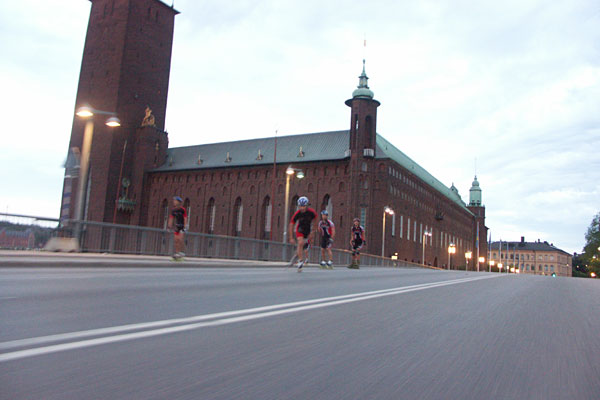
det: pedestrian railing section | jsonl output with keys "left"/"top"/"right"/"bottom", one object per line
{"left": 0, "top": 213, "right": 421, "bottom": 268}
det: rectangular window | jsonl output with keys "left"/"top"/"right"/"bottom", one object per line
{"left": 400, "top": 215, "right": 403, "bottom": 238}
{"left": 413, "top": 220, "right": 417, "bottom": 242}
{"left": 391, "top": 214, "right": 396, "bottom": 237}
{"left": 360, "top": 208, "right": 367, "bottom": 231}
{"left": 407, "top": 218, "right": 411, "bottom": 240}
{"left": 419, "top": 223, "right": 423, "bottom": 243}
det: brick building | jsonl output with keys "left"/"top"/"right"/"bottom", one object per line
{"left": 61, "top": 0, "right": 488, "bottom": 265}
{"left": 489, "top": 238, "right": 572, "bottom": 277}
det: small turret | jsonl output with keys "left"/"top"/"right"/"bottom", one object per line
{"left": 469, "top": 175, "right": 482, "bottom": 206}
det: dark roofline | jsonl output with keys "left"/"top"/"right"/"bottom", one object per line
{"left": 166, "top": 130, "right": 348, "bottom": 152}
{"left": 490, "top": 241, "right": 571, "bottom": 256}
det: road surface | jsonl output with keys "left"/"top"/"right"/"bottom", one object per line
{"left": 1, "top": 266, "right": 598, "bottom": 399}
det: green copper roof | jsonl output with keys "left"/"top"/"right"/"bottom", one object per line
{"left": 153, "top": 130, "right": 472, "bottom": 215}
{"left": 153, "top": 130, "right": 350, "bottom": 172}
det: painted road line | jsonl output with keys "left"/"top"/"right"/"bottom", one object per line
{"left": 0, "top": 275, "right": 492, "bottom": 351}
{"left": 0, "top": 275, "right": 500, "bottom": 362}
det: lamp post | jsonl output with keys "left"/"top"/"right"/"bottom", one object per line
{"left": 478, "top": 257, "right": 485, "bottom": 273}
{"left": 465, "top": 251, "right": 472, "bottom": 271}
{"left": 498, "top": 262, "right": 503, "bottom": 273}
{"left": 448, "top": 243, "right": 456, "bottom": 270}
{"left": 490, "top": 259, "right": 495, "bottom": 272}
{"left": 74, "top": 106, "right": 120, "bottom": 239}
{"left": 381, "top": 206, "right": 394, "bottom": 257}
{"left": 422, "top": 230, "right": 432, "bottom": 266}
{"left": 282, "top": 165, "right": 304, "bottom": 243}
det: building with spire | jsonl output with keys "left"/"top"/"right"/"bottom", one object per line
{"left": 62, "top": 0, "right": 487, "bottom": 265}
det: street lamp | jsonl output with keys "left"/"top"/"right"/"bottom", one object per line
{"left": 479, "top": 256, "right": 485, "bottom": 273}
{"left": 381, "top": 206, "right": 394, "bottom": 257}
{"left": 448, "top": 243, "right": 456, "bottom": 270}
{"left": 465, "top": 251, "right": 472, "bottom": 271}
{"left": 422, "top": 230, "right": 432, "bottom": 266}
{"left": 282, "top": 165, "right": 304, "bottom": 243}
{"left": 490, "top": 259, "right": 495, "bottom": 272}
{"left": 498, "top": 262, "right": 503, "bottom": 273}
{"left": 74, "top": 105, "right": 120, "bottom": 239}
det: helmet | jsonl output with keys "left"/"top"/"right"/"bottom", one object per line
{"left": 353, "top": 217, "right": 360, "bottom": 223}
{"left": 321, "top": 210, "right": 328, "bottom": 215}
{"left": 297, "top": 196, "right": 309, "bottom": 206}
{"left": 173, "top": 196, "right": 183, "bottom": 202}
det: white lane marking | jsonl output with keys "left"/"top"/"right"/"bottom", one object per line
{"left": 0, "top": 275, "right": 489, "bottom": 351}
{"left": 0, "top": 275, "right": 500, "bottom": 362}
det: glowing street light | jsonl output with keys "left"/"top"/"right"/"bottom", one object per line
{"left": 282, "top": 165, "right": 304, "bottom": 243}
{"left": 498, "top": 262, "right": 503, "bottom": 273}
{"left": 465, "top": 251, "right": 472, "bottom": 271}
{"left": 448, "top": 243, "right": 456, "bottom": 270}
{"left": 422, "top": 230, "right": 432, "bottom": 266}
{"left": 73, "top": 105, "right": 120, "bottom": 241}
{"left": 381, "top": 206, "right": 394, "bottom": 257}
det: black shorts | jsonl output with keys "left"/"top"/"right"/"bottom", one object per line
{"left": 320, "top": 237, "right": 333, "bottom": 249}
{"left": 352, "top": 240, "right": 363, "bottom": 254}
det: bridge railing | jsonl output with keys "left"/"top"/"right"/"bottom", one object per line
{"left": 0, "top": 213, "right": 422, "bottom": 268}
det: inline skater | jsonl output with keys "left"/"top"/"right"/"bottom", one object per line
{"left": 348, "top": 217, "right": 366, "bottom": 269}
{"left": 318, "top": 210, "right": 335, "bottom": 269}
{"left": 288, "top": 196, "right": 317, "bottom": 272}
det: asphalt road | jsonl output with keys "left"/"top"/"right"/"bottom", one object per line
{"left": 1, "top": 266, "right": 599, "bottom": 399}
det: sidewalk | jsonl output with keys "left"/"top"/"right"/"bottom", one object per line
{"left": 0, "top": 250, "right": 290, "bottom": 269}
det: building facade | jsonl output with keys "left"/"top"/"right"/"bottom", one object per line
{"left": 489, "top": 238, "right": 572, "bottom": 277}
{"left": 62, "top": 0, "right": 488, "bottom": 265}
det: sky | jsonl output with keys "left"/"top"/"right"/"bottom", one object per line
{"left": 0, "top": 0, "right": 599, "bottom": 254}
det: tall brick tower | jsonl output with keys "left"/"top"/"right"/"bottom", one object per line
{"left": 60, "top": 0, "right": 178, "bottom": 224}
{"left": 345, "top": 60, "right": 380, "bottom": 233}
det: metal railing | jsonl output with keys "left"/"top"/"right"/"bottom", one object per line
{"left": 0, "top": 213, "right": 423, "bottom": 268}
{"left": 63, "top": 219, "right": 413, "bottom": 267}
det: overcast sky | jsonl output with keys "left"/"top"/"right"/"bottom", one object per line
{"left": 1, "top": 0, "right": 598, "bottom": 253}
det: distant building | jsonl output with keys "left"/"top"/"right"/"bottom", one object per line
{"left": 60, "top": 0, "right": 488, "bottom": 264}
{"left": 0, "top": 229, "right": 35, "bottom": 249}
{"left": 489, "top": 237, "right": 572, "bottom": 277}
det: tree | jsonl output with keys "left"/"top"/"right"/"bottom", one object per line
{"left": 580, "top": 212, "right": 600, "bottom": 278}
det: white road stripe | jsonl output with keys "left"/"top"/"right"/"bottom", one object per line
{"left": 0, "top": 276, "right": 486, "bottom": 351}
{"left": 0, "top": 275, "right": 500, "bottom": 362}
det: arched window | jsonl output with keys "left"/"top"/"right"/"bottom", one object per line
{"left": 206, "top": 198, "right": 216, "bottom": 233}
{"left": 308, "top": 183, "right": 314, "bottom": 192}
{"left": 321, "top": 194, "right": 333, "bottom": 217}
{"left": 339, "top": 182, "right": 345, "bottom": 192}
{"left": 289, "top": 195, "right": 299, "bottom": 223}
{"left": 250, "top": 185, "right": 255, "bottom": 195}
{"left": 262, "top": 196, "right": 272, "bottom": 239}
{"left": 183, "top": 198, "right": 191, "bottom": 230}
{"left": 233, "top": 197, "right": 243, "bottom": 236}
{"left": 222, "top": 186, "right": 227, "bottom": 196}
{"left": 161, "top": 199, "right": 169, "bottom": 229}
